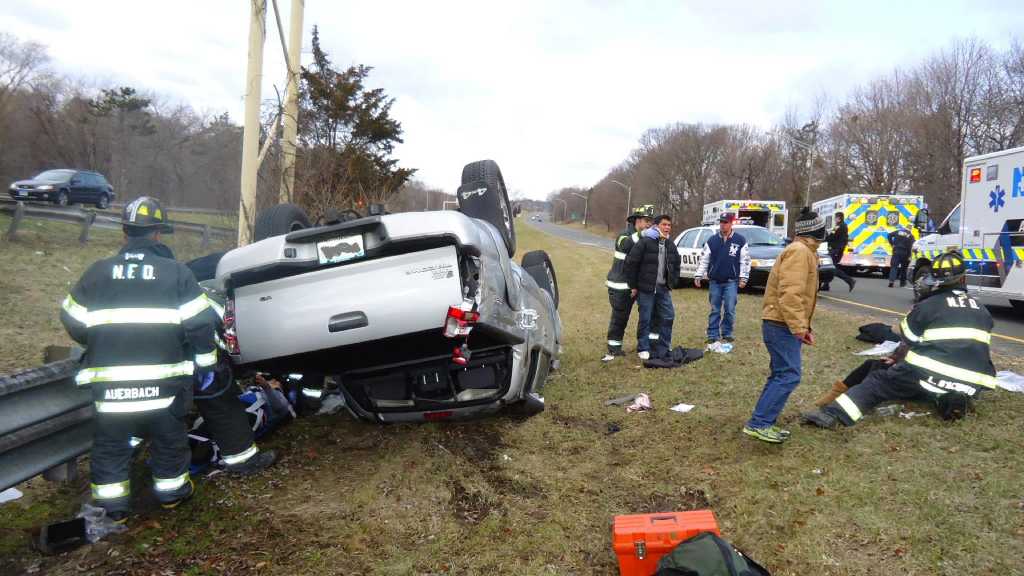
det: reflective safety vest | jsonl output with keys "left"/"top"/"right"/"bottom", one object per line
{"left": 899, "top": 288, "right": 997, "bottom": 394}
{"left": 606, "top": 229, "right": 639, "bottom": 290}
{"left": 60, "top": 238, "right": 219, "bottom": 413}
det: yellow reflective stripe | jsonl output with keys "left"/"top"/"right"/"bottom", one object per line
{"left": 179, "top": 294, "right": 211, "bottom": 321}
{"left": 648, "top": 334, "right": 660, "bottom": 340}
{"left": 900, "top": 318, "right": 920, "bottom": 343}
{"left": 301, "top": 387, "right": 323, "bottom": 399}
{"left": 606, "top": 281, "right": 630, "bottom": 290}
{"left": 905, "top": 351, "right": 997, "bottom": 389}
{"left": 76, "top": 361, "right": 195, "bottom": 385}
{"left": 153, "top": 472, "right": 189, "bottom": 492}
{"left": 222, "top": 444, "right": 259, "bottom": 465}
{"left": 62, "top": 295, "right": 89, "bottom": 324}
{"left": 85, "top": 307, "right": 182, "bottom": 327}
{"left": 91, "top": 480, "right": 130, "bottom": 500}
{"left": 195, "top": 350, "right": 218, "bottom": 368}
{"left": 614, "top": 251, "right": 627, "bottom": 260}
{"left": 207, "top": 298, "right": 225, "bottom": 320}
{"left": 95, "top": 396, "right": 175, "bottom": 413}
{"left": 835, "top": 394, "right": 863, "bottom": 422}
{"left": 920, "top": 327, "right": 991, "bottom": 344}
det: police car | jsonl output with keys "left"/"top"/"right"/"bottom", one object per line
{"left": 674, "top": 224, "right": 835, "bottom": 288}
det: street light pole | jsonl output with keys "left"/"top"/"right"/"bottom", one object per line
{"left": 570, "top": 191, "right": 589, "bottom": 227}
{"left": 780, "top": 129, "right": 817, "bottom": 208}
{"left": 610, "top": 179, "right": 632, "bottom": 219}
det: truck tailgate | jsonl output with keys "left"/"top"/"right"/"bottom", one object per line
{"left": 233, "top": 245, "right": 462, "bottom": 364}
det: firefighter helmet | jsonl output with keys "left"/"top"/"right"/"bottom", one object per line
{"left": 121, "top": 196, "right": 173, "bottom": 235}
{"left": 627, "top": 204, "right": 655, "bottom": 223}
{"left": 921, "top": 250, "right": 966, "bottom": 289}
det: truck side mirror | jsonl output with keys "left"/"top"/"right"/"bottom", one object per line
{"left": 913, "top": 209, "right": 930, "bottom": 232}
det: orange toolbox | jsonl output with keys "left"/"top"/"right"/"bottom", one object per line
{"left": 612, "top": 510, "right": 720, "bottom": 576}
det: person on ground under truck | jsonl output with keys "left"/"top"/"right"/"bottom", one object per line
{"left": 887, "top": 225, "right": 914, "bottom": 288}
{"left": 821, "top": 211, "right": 856, "bottom": 292}
{"left": 623, "top": 214, "right": 681, "bottom": 361}
{"left": 602, "top": 205, "right": 654, "bottom": 362}
{"left": 694, "top": 212, "right": 750, "bottom": 346}
{"left": 60, "top": 197, "right": 217, "bottom": 521}
{"left": 801, "top": 251, "right": 996, "bottom": 430}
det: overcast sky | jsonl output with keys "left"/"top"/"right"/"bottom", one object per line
{"left": 1, "top": 1, "right": 1020, "bottom": 199}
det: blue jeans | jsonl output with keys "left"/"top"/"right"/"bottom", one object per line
{"left": 636, "top": 288, "right": 674, "bottom": 357}
{"left": 706, "top": 280, "right": 738, "bottom": 340}
{"left": 747, "top": 321, "right": 803, "bottom": 429}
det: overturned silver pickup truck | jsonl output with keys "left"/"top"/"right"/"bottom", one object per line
{"left": 209, "top": 160, "right": 561, "bottom": 422}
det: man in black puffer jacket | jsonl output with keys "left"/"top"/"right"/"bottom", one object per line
{"left": 624, "top": 214, "right": 681, "bottom": 360}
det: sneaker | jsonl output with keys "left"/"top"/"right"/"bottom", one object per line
{"left": 769, "top": 425, "right": 790, "bottom": 439}
{"left": 722, "top": 336, "right": 734, "bottom": 343}
{"left": 225, "top": 450, "right": 277, "bottom": 476}
{"left": 601, "top": 354, "right": 617, "bottom": 362}
{"left": 888, "top": 282, "right": 894, "bottom": 288}
{"left": 638, "top": 351, "right": 650, "bottom": 361}
{"left": 742, "top": 425, "right": 785, "bottom": 444}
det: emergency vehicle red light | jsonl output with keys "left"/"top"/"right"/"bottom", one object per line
{"left": 969, "top": 168, "right": 982, "bottom": 183}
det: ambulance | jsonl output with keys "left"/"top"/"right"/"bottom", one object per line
{"left": 910, "top": 146, "right": 1024, "bottom": 312}
{"left": 812, "top": 193, "right": 925, "bottom": 274}
{"left": 702, "top": 200, "right": 787, "bottom": 237}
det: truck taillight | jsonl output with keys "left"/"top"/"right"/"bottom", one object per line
{"left": 223, "top": 298, "right": 240, "bottom": 355}
{"left": 443, "top": 305, "right": 479, "bottom": 338}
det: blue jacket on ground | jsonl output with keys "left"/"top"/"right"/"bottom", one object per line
{"left": 695, "top": 232, "right": 751, "bottom": 282}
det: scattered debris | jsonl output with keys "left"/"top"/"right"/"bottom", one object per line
{"left": 875, "top": 404, "right": 904, "bottom": 417}
{"left": 670, "top": 403, "right": 695, "bottom": 414}
{"left": 706, "top": 341, "right": 733, "bottom": 354}
{"left": 856, "top": 340, "right": 900, "bottom": 356}
{"left": 606, "top": 423, "right": 621, "bottom": 435}
{"left": 812, "top": 468, "right": 824, "bottom": 475}
{"left": 996, "top": 371, "right": 1024, "bottom": 393}
{"left": 899, "top": 411, "right": 930, "bottom": 419}
{"left": 626, "top": 393, "right": 652, "bottom": 413}
{"left": 0, "top": 487, "right": 23, "bottom": 503}
{"left": 605, "top": 393, "right": 641, "bottom": 407}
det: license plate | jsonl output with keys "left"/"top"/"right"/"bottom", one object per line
{"left": 317, "top": 234, "right": 365, "bottom": 265}
{"left": 16, "top": 191, "right": 27, "bottom": 197}
{"left": 874, "top": 255, "right": 887, "bottom": 263}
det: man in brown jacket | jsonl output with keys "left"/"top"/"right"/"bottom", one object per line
{"left": 743, "top": 207, "right": 826, "bottom": 443}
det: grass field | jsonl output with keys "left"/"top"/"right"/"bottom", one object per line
{"left": 2, "top": 218, "right": 1023, "bottom": 575}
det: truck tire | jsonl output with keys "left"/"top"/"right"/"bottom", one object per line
{"left": 458, "top": 160, "right": 516, "bottom": 258}
{"left": 253, "top": 203, "right": 311, "bottom": 241}
{"left": 521, "top": 250, "right": 559, "bottom": 309}
{"left": 912, "top": 263, "right": 931, "bottom": 301}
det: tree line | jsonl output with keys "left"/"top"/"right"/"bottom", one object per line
{"left": 0, "top": 30, "right": 426, "bottom": 219}
{"left": 552, "top": 38, "right": 1024, "bottom": 233}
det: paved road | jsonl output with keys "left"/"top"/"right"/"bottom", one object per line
{"left": 524, "top": 215, "right": 1024, "bottom": 354}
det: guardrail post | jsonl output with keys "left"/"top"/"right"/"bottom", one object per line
{"left": 43, "top": 459, "right": 79, "bottom": 483}
{"left": 201, "top": 224, "right": 211, "bottom": 250}
{"left": 5, "top": 201, "right": 24, "bottom": 241}
{"left": 79, "top": 210, "right": 96, "bottom": 245}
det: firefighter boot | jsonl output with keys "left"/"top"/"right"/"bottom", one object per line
{"left": 225, "top": 449, "right": 277, "bottom": 476}
{"left": 800, "top": 408, "right": 839, "bottom": 430}
{"left": 814, "top": 380, "right": 849, "bottom": 407}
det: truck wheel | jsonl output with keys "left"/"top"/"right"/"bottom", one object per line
{"left": 253, "top": 203, "right": 311, "bottom": 241}
{"left": 521, "top": 250, "right": 559, "bottom": 309}
{"left": 458, "top": 160, "right": 516, "bottom": 258}
{"left": 912, "top": 263, "right": 931, "bottom": 301}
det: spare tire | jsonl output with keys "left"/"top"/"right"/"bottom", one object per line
{"left": 521, "top": 250, "right": 558, "bottom": 309}
{"left": 458, "top": 160, "right": 516, "bottom": 257}
{"left": 253, "top": 203, "right": 311, "bottom": 241}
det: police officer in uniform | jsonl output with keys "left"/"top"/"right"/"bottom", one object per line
{"left": 61, "top": 197, "right": 218, "bottom": 520}
{"left": 801, "top": 251, "right": 996, "bottom": 429}
{"left": 887, "top": 226, "right": 915, "bottom": 288}
{"left": 602, "top": 205, "right": 654, "bottom": 362}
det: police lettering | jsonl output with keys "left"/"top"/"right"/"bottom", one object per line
{"left": 104, "top": 386, "right": 161, "bottom": 400}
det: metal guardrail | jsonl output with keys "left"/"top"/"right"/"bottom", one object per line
{"left": 0, "top": 354, "right": 94, "bottom": 493}
{"left": 110, "top": 201, "right": 236, "bottom": 216}
{"left": 1, "top": 198, "right": 236, "bottom": 248}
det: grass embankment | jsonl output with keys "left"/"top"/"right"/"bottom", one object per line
{"left": 1, "top": 219, "right": 1023, "bottom": 575}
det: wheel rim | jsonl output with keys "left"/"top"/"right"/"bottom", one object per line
{"left": 99, "top": 195, "right": 108, "bottom": 208}
{"left": 59, "top": 193, "right": 68, "bottom": 206}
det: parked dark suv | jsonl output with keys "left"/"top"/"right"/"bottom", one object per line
{"left": 8, "top": 169, "right": 115, "bottom": 208}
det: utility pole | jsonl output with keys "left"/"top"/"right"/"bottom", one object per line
{"left": 278, "top": 0, "right": 303, "bottom": 204}
{"left": 238, "top": 0, "right": 266, "bottom": 247}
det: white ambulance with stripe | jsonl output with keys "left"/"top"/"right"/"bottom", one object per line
{"left": 812, "top": 193, "right": 925, "bottom": 274}
{"left": 702, "top": 200, "right": 787, "bottom": 237}
{"left": 911, "top": 146, "right": 1024, "bottom": 313}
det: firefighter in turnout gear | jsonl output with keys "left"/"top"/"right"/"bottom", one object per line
{"left": 60, "top": 197, "right": 218, "bottom": 520}
{"left": 602, "top": 205, "right": 654, "bottom": 362}
{"left": 801, "top": 251, "right": 996, "bottom": 430}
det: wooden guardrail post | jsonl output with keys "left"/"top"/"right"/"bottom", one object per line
{"left": 4, "top": 201, "right": 25, "bottom": 241}
{"left": 201, "top": 224, "right": 211, "bottom": 250}
{"left": 79, "top": 210, "right": 96, "bottom": 245}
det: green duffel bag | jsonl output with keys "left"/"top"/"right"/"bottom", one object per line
{"left": 655, "top": 531, "right": 771, "bottom": 576}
